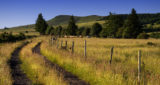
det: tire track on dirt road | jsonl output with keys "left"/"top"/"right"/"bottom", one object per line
{"left": 9, "top": 42, "right": 32, "bottom": 85}
{"left": 32, "top": 42, "right": 89, "bottom": 85}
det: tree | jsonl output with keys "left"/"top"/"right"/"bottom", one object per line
{"left": 45, "top": 26, "right": 54, "bottom": 35}
{"left": 67, "top": 15, "right": 78, "bottom": 35}
{"left": 77, "top": 27, "right": 85, "bottom": 36}
{"left": 101, "top": 12, "right": 124, "bottom": 38}
{"left": 4, "top": 27, "right": 9, "bottom": 30}
{"left": 50, "top": 28, "right": 55, "bottom": 35}
{"left": 61, "top": 28, "right": 67, "bottom": 37}
{"left": 116, "top": 27, "right": 124, "bottom": 38}
{"left": 35, "top": 13, "right": 48, "bottom": 35}
{"left": 55, "top": 26, "right": 63, "bottom": 37}
{"left": 123, "top": 9, "right": 142, "bottom": 38}
{"left": 82, "top": 27, "right": 90, "bottom": 36}
{"left": 90, "top": 23, "right": 102, "bottom": 37}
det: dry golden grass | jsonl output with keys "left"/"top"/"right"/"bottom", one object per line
{"left": 40, "top": 37, "right": 160, "bottom": 85}
{"left": 20, "top": 37, "right": 67, "bottom": 85}
{"left": 0, "top": 42, "right": 22, "bottom": 85}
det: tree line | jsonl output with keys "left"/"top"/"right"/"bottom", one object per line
{"left": 0, "top": 32, "right": 26, "bottom": 43}
{"left": 35, "top": 8, "right": 150, "bottom": 39}
{"left": 101, "top": 12, "right": 160, "bottom": 25}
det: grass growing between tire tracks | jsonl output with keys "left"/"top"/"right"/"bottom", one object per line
{"left": 19, "top": 38, "right": 67, "bottom": 85}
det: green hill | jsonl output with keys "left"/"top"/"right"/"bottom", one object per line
{"left": 1, "top": 13, "right": 160, "bottom": 35}
{"left": 0, "top": 15, "right": 104, "bottom": 35}
{"left": 47, "top": 15, "right": 104, "bottom": 26}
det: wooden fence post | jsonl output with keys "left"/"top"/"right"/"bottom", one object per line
{"left": 84, "top": 40, "right": 87, "bottom": 58}
{"left": 57, "top": 40, "right": 59, "bottom": 49}
{"left": 72, "top": 41, "right": 74, "bottom": 53}
{"left": 138, "top": 50, "right": 141, "bottom": 85}
{"left": 51, "top": 36, "right": 53, "bottom": 45}
{"left": 109, "top": 46, "right": 114, "bottom": 64}
{"left": 50, "top": 36, "right": 52, "bottom": 45}
{"left": 65, "top": 40, "right": 67, "bottom": 48}
{"left": 61, "top": 40, "right": 63, "bottom": 48}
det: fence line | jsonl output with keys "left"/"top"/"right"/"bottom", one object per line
{"left": 54, "top": 39, "right": 143, "bottom": 84}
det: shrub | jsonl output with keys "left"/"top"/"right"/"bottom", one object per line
{"left": 137, "top": 32, "right": 149, "bottom": 39}
{"left": 77, "top": 27, "right": 85, "bottom": 36}
{"left": 0, "top": 32, "right": 26, "bottom": 43}
{"left": 82, "top": 27, "right": 90, "bottom": 36}
{"left": 147, "top": 42, "right": 156, "bottom": 46}
{"left": 25, "top": 31, "right": 28, "bottom": 33}
{"left": 17, "top": 32, "right": 26, "bottom": 40}
{"left": 90, "top": 23, "right": 102, "bottom": 37}
{"left": 150, "top": 32, "right": 160, "bottom": 39}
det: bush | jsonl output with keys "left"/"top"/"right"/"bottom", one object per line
{"left": 150, "top": 32, "right": 160, "bottom": 39}
{"left": 82, "top": 27, "right": 90, "bottom": 36}
{"left": 137, "top": 32, "right": 149, "bottom": 39}
{"left": 25, "top": 31, "right": 28, "bottom": 33}
{"left": 0, "top": 32, "right": 26, "bottom": 43}
{"left": 77, "top": 27, "right": 85, "bottom": 36}
{"left": 17, "top": 32, "right": 26, "bottom": 40}
{"left": 90, "top": 23, "right": 102, "bottom": 37}
{"left": 45, "top": 26, "right": 54, "bottom": 35}
{"left": 147, "top": 42, "right": 155, "bottom": 46}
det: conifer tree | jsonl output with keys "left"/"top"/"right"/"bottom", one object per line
{"left": 123, "top": 9, "right": 142, "bottom": 38}
{"left": 100, "top": 12, "right": 123, "bottom": 38}
{"left": 67, "top": 15, "right": 78, "bottom": 35}
{"left": 90, "top": 23, "right": 102, "bottom": 37}
{"left": 55, "top": 26, "right": 63, "bottom": 37}
{"left": 35, "top": 13, "right": 48, "bottom": 35}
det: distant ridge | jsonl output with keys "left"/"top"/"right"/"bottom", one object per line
{"left": 6, "top": 13, "right": 160, "bottom": 29}
{"left": 47, "top": 15, "right": 104, "bottom": 26}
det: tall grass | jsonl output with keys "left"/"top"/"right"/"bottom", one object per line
{"left": 0, "top": 42, "right": 21, "bottom": 85}
{"left": 19, "top": 38, "right": 67, "bottom": 85}
{"left": 41, "top": 37, "right": 160, "bottom": 85}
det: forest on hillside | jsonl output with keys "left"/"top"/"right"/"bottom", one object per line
{"left": 34, "top": 9, "right": 160, "bottom": 39}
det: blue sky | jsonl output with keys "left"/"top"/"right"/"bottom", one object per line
{"left": 0, "top": 0, "right": 160, "bottom": 28}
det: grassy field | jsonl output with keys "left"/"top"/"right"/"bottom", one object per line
{"left": 0, "top": 28, "right": 39, "bottom": 36}
{"left": 54, "top": 20, "right": 105, "bottom": 28}
{"left": 19, "top": 37, "right": 67, "bottom": 85}
{"left": 0, "top": 42, "right": 22, "bottom": 85}
{"left": 0, "top": 36, "right": 160, "bottom": 85}
{"left": 77, "top": 21, "right": 105, "bottom": 28}
{"left": 40, "top": 36, "right": 160, "bottom": 85}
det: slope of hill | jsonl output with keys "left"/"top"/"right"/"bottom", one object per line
{"left": 1, "top": 13, "right": 160, "bottom": 35}
{"left": 47, "top": 15, "right": 104, "bottom": 26}
{"left": 101, "top": 13, "right": 160, "bottom": 24}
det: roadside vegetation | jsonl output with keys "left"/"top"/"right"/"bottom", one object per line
{"left": 0, "top": 32, "right": 26, "bottom": 43}
{"left": 0, "top": 42, "right": 21, "bottom": 85}
{"left": 40, "top": 36, "right": 160, "bottom": 85}
{"left": 19, "top": 37, "right": 67, "bottom": 85}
